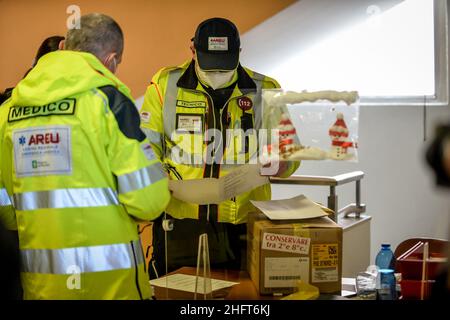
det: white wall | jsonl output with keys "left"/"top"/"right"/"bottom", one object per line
{"left": 240, "top": 0, "right": 450, "bottom": 262}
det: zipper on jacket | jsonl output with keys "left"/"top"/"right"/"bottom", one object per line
{"left": 181, "top": 88, "right": 212, "bottom": 223}
{"left": 184, "top": 88, "right": 236, "bottom": 222}
{"left": 205, "top": 93, "right": 216, "bottom": 222}
{"left": 203, "top": 93, "right": 244, "bottom": 222}
{"left": 220, "top": 95, "right": 238, "bottom": 156}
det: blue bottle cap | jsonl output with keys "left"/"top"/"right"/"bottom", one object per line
{"left": 381, "top": 244, "right": 391, "bottom": 248}
{"left": 379, "top": 269, "right": 394, "bottom": 274}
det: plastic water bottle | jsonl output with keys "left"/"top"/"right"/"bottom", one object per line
{"left": 378, "top": 269, "right": 397, "bottom": 300}
{"left": 375, "top": 244, "right": 395, "bottom": 270}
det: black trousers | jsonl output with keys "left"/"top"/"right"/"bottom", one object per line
{"left": 149, "top": 214, "right": 247, "bottom": 279}
{"left": 0, "top": 227, "right": 22, "bottom": 300}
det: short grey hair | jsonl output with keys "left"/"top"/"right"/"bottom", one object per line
{"left": 65, "top": 13, "right": 124, "bottom": 60}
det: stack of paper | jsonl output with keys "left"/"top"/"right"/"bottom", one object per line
{"left": 150, "top": 273, "right": 238, "bottom": 294}
{"left": 251, "top": 195, "right": 329, "bottom": 220}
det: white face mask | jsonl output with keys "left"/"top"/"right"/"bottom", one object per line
{"left": 195, "top": 62, "right": 235, "bottom": 90}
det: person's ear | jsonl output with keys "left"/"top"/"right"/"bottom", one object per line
{"left": 190, "top": 43, "right": 196, "bottom": 59}
{"left": 58, "top": 40, "right": 65, "bottom": 50}
{"left": 103, "top": 52, "right": 118, "bottom": 73}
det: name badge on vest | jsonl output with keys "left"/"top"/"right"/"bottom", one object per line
{"left": 176, "top": 114, "right": 203, "bottom": 133}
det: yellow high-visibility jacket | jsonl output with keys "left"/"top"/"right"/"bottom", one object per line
{"left": 141, "top": 60, "right": 299, "bottom": 224}
{"left": 0, "top": 51, "right": 170, "bottom": 300}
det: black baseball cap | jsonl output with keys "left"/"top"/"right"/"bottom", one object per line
{"left": 193, "top": 17, "right": 240, "bottom": 71}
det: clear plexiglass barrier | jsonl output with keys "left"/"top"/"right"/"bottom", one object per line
{"left": 261, "top": 89, "right": 360, "bottom": 162}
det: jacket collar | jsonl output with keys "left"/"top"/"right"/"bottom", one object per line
{"left": 177, "top": 60, "right": 257, "bottom": 95}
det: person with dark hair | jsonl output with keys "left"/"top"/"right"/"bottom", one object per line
{"left": 0, "top": 35, "right": 65, "bottom": 300}
{"left": 0, "top": 89, "right": 12, "bottom": 105}
{"left": 23, "top": 35, "right": 65, "bottom": 78}
{"left": 33, "top": 36, "right": 65, "bottom": 68}
{"left": 0, "top": 167, "right": 20, "bottom": 300}
{"left": 0, "top": 13, "right": 170, "bottom": 299}
{"left": 1, "top": 35, "right": 64, "bottom": 105}
{"left": 0, "top": 221, "right": 21, "bottom": 300}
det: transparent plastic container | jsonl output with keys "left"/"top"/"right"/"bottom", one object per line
{"left": 378, "top": 269, "right": 397, "bottom": 300}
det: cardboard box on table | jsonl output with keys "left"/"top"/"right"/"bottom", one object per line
{"left": 247, "top": 212, "right": 343, "bottom": 295}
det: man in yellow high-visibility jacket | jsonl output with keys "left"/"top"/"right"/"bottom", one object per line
{"left": 0, "top": 13, "right": 170, "bottom": 299}
{"left": 141, "top": 17, "right": 299, "bottom": 277}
